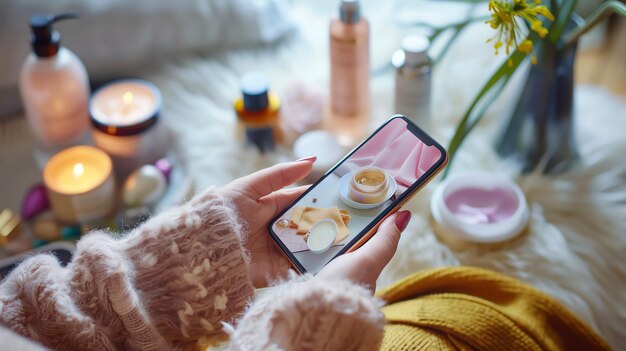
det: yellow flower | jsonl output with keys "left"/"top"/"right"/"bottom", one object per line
{"left": 533, "top": 6, "right": 555, "bottom": 21}
{"left": 494, "top": 41, "right": 503, "bottom": 54}
{"left": 517, "top": 39, "right": 537, "bottom": 64}
{"left": 486, "top": 0, "right": 554, "bottom": 62}
{"left": 530, "top": 20, "right": 549, "bottom": 38}
{"left": 518, "top": 39, "right": 533, "bottom": 53}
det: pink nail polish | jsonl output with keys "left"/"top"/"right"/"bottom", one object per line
{"left": 296, "top": 156, "right": 317, "bottom": 163}
{"left": 395, "top": 211, "right": 411, "bottom": 232}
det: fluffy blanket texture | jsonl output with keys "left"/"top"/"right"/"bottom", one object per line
{"left": 143, "top": 4, "right": 626, "bottom": 349}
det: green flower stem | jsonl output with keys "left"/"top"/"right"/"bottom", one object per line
{"left": 549, "top": 0, "right": 578, "bottom": 43}
{"left": 433, "top": 28, "right": 463, "bottom": 64}
{"left": 549, "top": 0, "right": 558, "bottom": 15}
{"left": 404, "top": 14, "right": 490, "bottom": 66}
{"left": 563, "top": 1, "right": 626, "bottom": 48}
{"left": 405, "top": 15, "right": 490, "bottom": 40}
{"left": 429, "top": 0, "right": 490, "bottom": 3}
{"left": 443, "top": 41, "right": 533, "bottom": 178}
{"left": 434, "top": 15, "right": 492, "bottom": 63}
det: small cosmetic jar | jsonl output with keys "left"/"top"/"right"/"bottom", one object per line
{"left": 349, "top": 167, "right": 390, "bottom": 204}
{"left": 307, "top": 219, "right": 337, "bottom": 253}
{"left": 430, "top": 172, "right": 529, "bottom": 243}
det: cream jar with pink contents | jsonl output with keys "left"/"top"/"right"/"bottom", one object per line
{"left": 431, "top": 173, "right": 530, "bottom": 243}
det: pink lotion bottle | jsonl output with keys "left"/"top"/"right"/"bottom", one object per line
{"left": 20, "top": 13, "right": 90, "bottom": 166}
{"left": 329, "top": 0, "right": 370, "bottom": 119}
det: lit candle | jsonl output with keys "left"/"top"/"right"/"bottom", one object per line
{"left": 43, "top": 146, "right": 115, "bottom": 224}
{"left": 90, "top": 79, "right": 166, "bottom": 179}
{"left": 430, "top": 173, "right": 529, "bottom": 243}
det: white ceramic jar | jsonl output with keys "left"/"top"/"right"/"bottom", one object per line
{"left": 431, "top": 172, "right": 530, "bottom": 243}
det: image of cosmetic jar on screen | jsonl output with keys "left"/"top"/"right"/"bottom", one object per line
{"left": 272, "top": 118, "right": 442, "bottom": 273}
{"left": 341, "top": 167, "right": 397, "bottom": 209}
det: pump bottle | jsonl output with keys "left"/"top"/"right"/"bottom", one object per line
{"left": 329, "top": 0, "right": 369, "bottom": 118}
{"left": 19, "top": 13, "right": 90, "bottom": 155}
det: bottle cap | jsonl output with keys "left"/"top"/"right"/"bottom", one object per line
{"left": 401, "top": 35, "right": 430, "bottom": 66}
{"left": 339, "top": 0, "right": 361, "bottom": 24}
{"left": 29, "top": 13, "right": 78, "bottom": 58}
{"left": 241, "top": 73, "right": 269, "bottom": 111}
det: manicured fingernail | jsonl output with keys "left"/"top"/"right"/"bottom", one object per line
{"left": 395, "top": 211, "right": 411, "bottom": 232}
{"left": 296, "top": 156, "right": 317, "bottom": 163}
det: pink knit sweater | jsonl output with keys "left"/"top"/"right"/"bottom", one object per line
{"left": 0, "top": 189, "right": 384, "bottom": 350}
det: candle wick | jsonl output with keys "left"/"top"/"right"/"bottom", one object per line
{"left": 73, "top": 163, "right": 84, "bottom": 178}
{"left": 122, "top": 91, "right": 134, "bottom": 115}
{"left": 123, "top": 92, "right": 134, "bottom": 105}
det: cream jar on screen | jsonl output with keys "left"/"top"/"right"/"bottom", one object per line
{"left": 349, "top": 167, "right": 389, "bottom": 204}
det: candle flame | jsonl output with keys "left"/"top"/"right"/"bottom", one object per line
{"left": 73, "top": 163, "right": 84, "bottom": 178}
{"left": 122, "top": 91, "right": 134, "bottom": 105}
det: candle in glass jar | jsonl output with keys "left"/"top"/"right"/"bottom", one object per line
{"left": 43, "top": 146, "right": 115, "bottom": 224}
{"left": 430, "top": 173, "right": 529, "bottom": 243}
{"left": 90, "top": 79, "right": 166, "bottom": 179}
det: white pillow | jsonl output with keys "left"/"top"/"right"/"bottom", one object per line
{"left": 0, "top": 0, "right": 294, "bottom": 116}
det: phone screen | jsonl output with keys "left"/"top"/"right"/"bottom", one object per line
{"left": 270, "top": 117, "right": 447, "bottom": 273}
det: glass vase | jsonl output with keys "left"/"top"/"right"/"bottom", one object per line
{"left": 496, "top": 17, "right": 583, "bottom": 174}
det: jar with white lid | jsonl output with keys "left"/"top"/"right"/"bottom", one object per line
{"left": 430, "top": 172, "right": 530, "bottom": 244}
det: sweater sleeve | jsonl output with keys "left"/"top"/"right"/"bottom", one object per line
{"left": 0, "top": 188, "right": 254, "bottom": 351}
{"left": 227, "top": 274, "right": 385, "bottom": 351}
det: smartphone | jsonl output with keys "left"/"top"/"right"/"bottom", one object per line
{"left": 269, "top": 116, "right": 448, "bottom": 274}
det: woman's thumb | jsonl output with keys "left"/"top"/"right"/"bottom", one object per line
{"left": 355, "top": 210, "right": 411, "bottom": 271}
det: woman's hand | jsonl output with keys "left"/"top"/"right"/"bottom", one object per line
{"left": 218, "top": 158, "right": 316, "bottom": 287}
{"left": 317, "top": 211, "right": 411, "bottom": 290}
{"left": 218, "top": 157, "right": 410, "bottom": 290}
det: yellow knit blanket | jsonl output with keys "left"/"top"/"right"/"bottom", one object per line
{"left": 377, "top": 267, "right": 610, "bottom": 351}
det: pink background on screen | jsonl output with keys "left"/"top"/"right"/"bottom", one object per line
{"left": 337, "top": 118, "right": 442, "bottom": 189}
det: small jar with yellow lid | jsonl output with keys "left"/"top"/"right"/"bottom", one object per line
{"left": 234, "top": 73, "right": 281, "bottom": 153}
{"left": 349, "top": 167, "right": 390, "bottom": 204}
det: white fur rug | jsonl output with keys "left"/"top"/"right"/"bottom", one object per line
{"left": 143, "top": 3, "right": 626, "bottom": 349}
